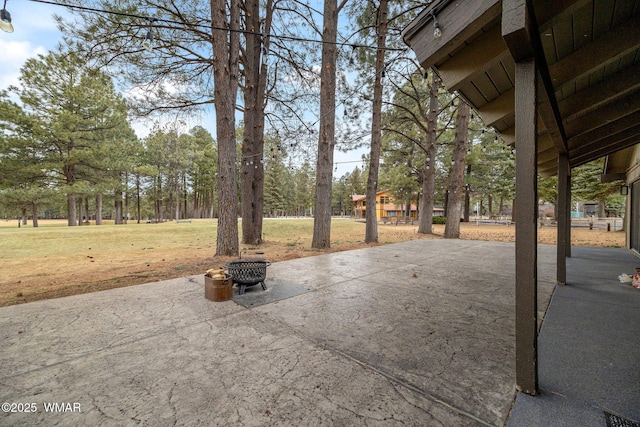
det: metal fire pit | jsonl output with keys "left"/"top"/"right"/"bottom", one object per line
{"left": 224, "top": 258, "right": 270, "bottom": 295}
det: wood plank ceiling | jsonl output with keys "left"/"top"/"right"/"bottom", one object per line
{"left": 403, "top": 0, "right": 640, "bottom": 177}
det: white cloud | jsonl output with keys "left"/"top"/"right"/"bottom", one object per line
{"left": 0, "top": 1, "right": 69, "bottom": 91}
{"left": 125, "top": 79, "right": 182, "bottom": 102}
{"left": 10, "top": 3, "right": 67, "bottom": 33}
{"left": 0, "top": 39, "right": 47, "bottom": 89}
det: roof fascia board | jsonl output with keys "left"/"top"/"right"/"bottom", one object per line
{"left": 403, "top": 0, "right": 501, "bottom": 71}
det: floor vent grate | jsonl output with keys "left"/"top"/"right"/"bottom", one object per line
{"left": 605, "top": 412, "right": 640, "bottom": 427}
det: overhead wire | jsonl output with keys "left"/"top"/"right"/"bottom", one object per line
{"left": 28, "top": 0, "right": 406, "bottom": 52}
{"left": 27, "top": 0, "right": 414, "bottom": 172}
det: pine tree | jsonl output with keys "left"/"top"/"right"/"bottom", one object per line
{"left": 444, "top": 101, "right": 470, "bottom": 238}
{"left": 6, "top": 49, "right": 133, "bottom": 226}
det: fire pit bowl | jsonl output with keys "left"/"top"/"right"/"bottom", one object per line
{"left": 224, "top": 258, "right": 271, "bottom": 295}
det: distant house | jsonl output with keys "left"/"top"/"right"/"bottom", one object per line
{"left": 352, "top": 191, "right": 443, "bottom": 220}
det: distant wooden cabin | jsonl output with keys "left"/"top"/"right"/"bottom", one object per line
{"left": 352, "top": 191, "right": 443, "bottom": 220}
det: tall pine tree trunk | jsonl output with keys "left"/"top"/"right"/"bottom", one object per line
{"left": 96, "top": 193, "right": 103, "bottom": 225}
{"left": 135, "top": 175, "right": 141, "bottom": 223}
{"left": 464, "top": 165, "right": 471, "bottom": 222}
{"left": 154, "top": 177, "right": 161, "bottom": 222}
{"left": 175, "top": 174, "right": 180, "bottom": 221}
{"left": 598, "top": 199, "right": 605, "bottom": 218}
{"left": 194, "top": 191, "right": 200, "bottom": 218}
{"left": 209, "top": 189, "right": 215, "bottom": 219}
{"left": 511, "top": 198, "right": 515, "bottom": 222}
{"left": 31, "top": 202, "right": 38, "bottom": 228}
{"left": 312, "top": 0, "right": 340, "bottom": 249}
{"left": 444, "top": 191, "right": 449, "bottom": 218}
{"left": 124, "top": 172, "right": 129, "bottom": 224}
{"left": 77, "top": 198, "right": 83, "bottom": 226}
{"left": 68, "top": 195, "right": 77, "bottom": 226}
{"left": 418, "top": 74, "right": 440, "bottom": 234}
{"left": 212, "top": 0, "right": 240, "bottom": 256}
{"left": 241, "top": 0, "right": 272, "bottom": 245}
{"left": 444, "top": 101, "right": 470, "bottom": 238}
{"left": 364, "top": 0, "right": 388, "bottom": 243}
{"left": 115, "top": 189, "right": 123, "bottom": 225}
{"left": 65, "top": 164, "right": 77, "bottom": 226}
{"left": 405, "top": 195, "right": 412, "bottom": 217}
{"left": 488, "top": 194, "right": 493, "bottom": 216}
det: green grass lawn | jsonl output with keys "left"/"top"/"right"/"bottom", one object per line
{"left": 0, "top": 217, "right": 623, "bottom": 307}
{"left": 0, "top": 218, "right": 373, "bottom": 306}
{"left": 0, "top": 219, "right": 217, "bottom": 259}
{"left": 0, "top": 218, "right": 366, "bottom": 260}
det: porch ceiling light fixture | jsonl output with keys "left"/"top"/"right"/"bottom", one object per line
{"left": 0, "top": 0, "right": 13, "bottom": 33}
{"left": 142, "top": 18, "right": 156, "bottom": 52}
{"left": 142, "top": 30, "right": 154, "bottom": 51}
{"left": 432, "top": 11, "right": 442, "bottom": 39}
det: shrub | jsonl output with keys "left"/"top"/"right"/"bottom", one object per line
{"left": 432, "top": 216, "right": 446, "bottom": 224}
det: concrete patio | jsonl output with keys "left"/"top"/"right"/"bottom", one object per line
{"left": 0, "top": 239, "right": 636, "bottom": 426}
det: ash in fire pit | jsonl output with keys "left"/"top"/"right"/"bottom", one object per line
{"left": 224, "top": 258, "right": 270, "bottom": 295}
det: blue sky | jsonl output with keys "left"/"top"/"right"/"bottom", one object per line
{"left": 0, "top": 1, "right": 65, "bottom": 89}
{"left": 0, "top": 0, "right": 367, "bottom": 178}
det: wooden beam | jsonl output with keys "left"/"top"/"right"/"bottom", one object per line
{"left": 437, "top": 25, "right": 510, "bottom": 91}
{"left": 564, "top": 91, "right": 640, "bottom": 139}
{"left": 558, "top": 67, "right": 640, "bottom": 120}
{"left": 566, "top": 171, "right": 571, "bottom": 258}
{"left": 601, "top": 173, "right": 626, "bottom": 183}
{"left": 502, "top": 0, "right": 534, "bottom": 62}
{"left": 568, "top": 111, "right": 640, "bottom": 150}
{"left": 569, "top": 124, "right": 640, "bottom": 160}
{"left": 403, "top": 0, "right": 502, "bottom": 71}
{"left": 477, "top": 88, "right": 515, "bottom": 127}
{"left": 571, "top": 135, "right": 640, "bottom": 167}
{"left": 536, "top": 133, "right": 553, "bottom": 152}
{"left": 504, "top": 0, "right": 568, "bottom": 157}
{"left": 500, "top": 127, "right": 516, "bottom": 145}
{"left": 548, "top": 14, "right": 640, "bottom": 89}
{"left": 538, "top": 145, "right": 557, "bottom": 164}
{"left": 534, "top": 0, "right": 590, "bottom": 28}
{"left": 514, "top": 56, "right": 539, "bottom": 396}
{"left": 503, "top": 123, "right": 551, "bottom": 146}
{"left": 538, "top": 157, "right": 558, "bottom": 171}
{"left": 539, "top": 168, "right": 557, "bottom": 178}
{"left": 504, "top": 0, "right": 539, "bottom": 396}
{"left": 528, "top": 3, "right": 569, "bottom": 155}
{"left": 557, "top": 154, "right": 569, "bottom": 285}
{"left": 537, "top": 71, "right": 568, "bottom": 154}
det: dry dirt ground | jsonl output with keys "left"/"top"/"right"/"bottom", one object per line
{"left": 1, "top": 222, "right": 625, "bottom": 307}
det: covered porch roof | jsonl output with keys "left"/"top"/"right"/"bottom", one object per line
{"left": 402, "top": 0, "right": 640, "bottom": 398}
{"left": 403, "top": 0, "right": 640, "bottom": 177}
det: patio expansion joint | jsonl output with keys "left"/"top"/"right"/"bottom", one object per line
{"left": 261, "top": 313, "right": 498, "bottom": 427}
{"left": 328, "top": 347, "right": 499, "bottom": 427}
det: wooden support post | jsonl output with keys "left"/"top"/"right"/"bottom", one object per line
{"left": 504, "top": 0, "right": 542, "bottom": 396}
{"left": 566, "top": 172, "right": 572, "bottom": 258}
{"left": 514, "top": 57, "right": 539, "bottom": 395}
{"left": 557, "top": 154, "right": 569, "bottom": 285}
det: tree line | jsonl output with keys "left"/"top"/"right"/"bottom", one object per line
{"left": 0, "top": 0, "right": 623, "bottom": 255}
